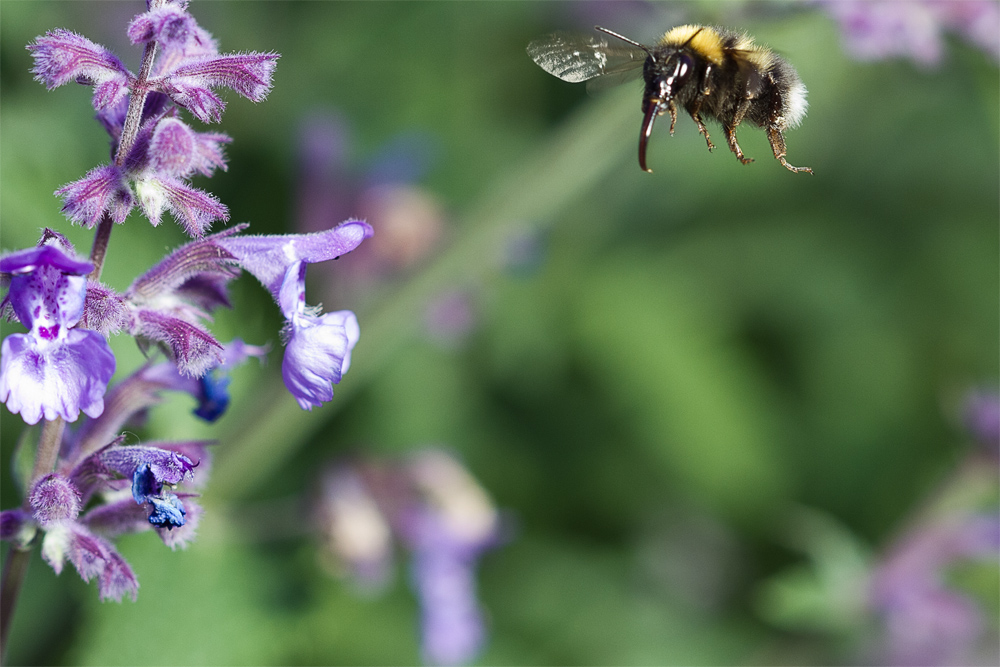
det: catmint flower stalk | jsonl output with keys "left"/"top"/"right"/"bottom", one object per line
{"left": 89, "top": 40, "right": 158, "bottom": 281}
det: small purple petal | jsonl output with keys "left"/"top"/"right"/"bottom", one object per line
{"left": 79, "top": 444, "right": 196, "bottom": 487}
{"left": 91, "top": 77, "right": 130, "bottom": 111}
{"left": 136, "top": 176, "right": 228, "bottom": 236}
{"left": 127, "top": 226, "right": 241, "bottom": 302}
{"left": 0, "top": 509, "right": 35, "bottom": 545}
{"left": 167, "top": 51, "right": 279, "bottom": 102}
{"left": 282, "top": 310, "right": 359, "bottom": 410}
{"left": 5, "top": 258, "right": 87, "bottom": 333}
{"left": 148, "top": 117, "right": 197, "bottom": 176}
{"left": 27, "top": 29, "right": 132, "bottom": 90}
{"left": 127, "top": 5, "right": 197, "bottom": 47}
{"left": 217, "top": 220, "right": 373, "bottom": 299}
{"left": 134, "top": 309, "right": 224, "bottom": 376}
{"left": 79, "top": 497, "right": 151, "bottom": 537}
{"left": 56, "top": 164, "right": 134, "bottom": 227}
{"left": 82, "top": 282, "right": 130, "bottom": 335}
{"left": 28, "top": 474, "right": 83, "bottom": 526}
{"left": 156, "top": 79, "right": 225, "bottom": 123}
{"left": 0, "top": 243, "right": 92, "bottom": 277}
{"left": 0, "top": 328, "right": 116, "bottom": 424}
{"left": 98, "top": 550, "right": 139, "bottom": 602}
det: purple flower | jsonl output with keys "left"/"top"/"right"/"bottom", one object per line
{"left": 963, "top": 389, "right": 999, "bottom": 457}
{"left": 0, "top": 237, "right": 116, "bottom": 424}
{"left": 869, "top": 513, "right": 1000, "bottom": 665}
{"left": 819, "top": 0, "right": 1000, "bottom": 67}
{"left": 402, "top": 451, "right": 502, "bottom": 666}
{"left": 22, "top": 473, "right": 140, "bottom": 602}
{"left": 217, "top": 221, "right": 373, "bottom": 409}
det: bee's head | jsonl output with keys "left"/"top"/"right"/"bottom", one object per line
{"left": 639, "top": 45, "right": 697, "bottom": 172}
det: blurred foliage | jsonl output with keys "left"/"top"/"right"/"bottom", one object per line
{"left": 1, "top": 1, "right": 997, "bottom": 665}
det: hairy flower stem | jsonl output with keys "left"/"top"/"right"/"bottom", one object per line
{"left": 31, "top": 417, "right": 66, "bottom": 484}
{"left": 88, "top": 40, "right": 158, "bottom": 280}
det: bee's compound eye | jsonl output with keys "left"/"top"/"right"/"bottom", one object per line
{"left": 676, "top": 53, "right": 694, "bottom": 80}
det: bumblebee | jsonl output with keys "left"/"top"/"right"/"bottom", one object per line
{"left": 527, "top": 25, "right": 811, "bottom": 174}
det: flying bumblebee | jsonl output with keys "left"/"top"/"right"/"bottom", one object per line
{"left": 527, "top": 24, "right": 811, "bottom": 174}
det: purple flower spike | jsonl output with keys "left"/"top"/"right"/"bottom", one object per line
{"left": 27, "top": 29, "right": 132, "bottom": 109}
{"left": 0, "top": 240, "right": 116, "bottom": 424}
{"left": 28, "top": 474, "right": 82, "bottom": 526}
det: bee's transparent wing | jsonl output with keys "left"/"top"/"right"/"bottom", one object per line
{"left": 527, "top": 32, "right": 647, "bottom": 85}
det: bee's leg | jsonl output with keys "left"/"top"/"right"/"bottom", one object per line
{"left": 688, "top": 65, "right": 715, "bottom": 150}
{"left": 766, "top": 122, "right": 813, "bottom": 174}
{"left": 723, "top": 125, "right": 753, "bottom": 164}
{"left": 726, "top": 98, "right": 754, "bottom": 164}
{"left": 667, "top": 100, "right": 678, "bottom": 135}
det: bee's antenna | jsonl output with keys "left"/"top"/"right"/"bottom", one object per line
{"left": 595, "top": 26, "right": 653, "bottom": 57}
{"left": 680, "top": 27, "right": 705, "bottom": 48}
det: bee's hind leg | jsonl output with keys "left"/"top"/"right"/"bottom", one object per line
{"left": 766, "top": 125, "right": 812, "bottom": 174}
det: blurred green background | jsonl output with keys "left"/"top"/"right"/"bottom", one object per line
{"left": 1, "top": 1, "right": 997, "bottom": 665}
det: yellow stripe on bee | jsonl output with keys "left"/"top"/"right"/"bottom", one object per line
{"left": 659, "top": 25, "right": 725, "bottom": 65}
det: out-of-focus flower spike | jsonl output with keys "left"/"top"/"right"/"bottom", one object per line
{"left": 55, "top": 164, "right": 134, "bottom": 227}
{"left": 27, "top": 29, "right": 132, "bottom": 109}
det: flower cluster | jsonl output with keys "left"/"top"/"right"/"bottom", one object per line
{"left": 2, "top": 0, "right": 372, "bottom": 607}
{"left": 0, "top": 352, "right": 224, "bottom": 600}
{"left": 315, "top": 449, "right": 505, "bottom": 666}
{"left": 29, "top": 1, "right": 278, "bottom": 236}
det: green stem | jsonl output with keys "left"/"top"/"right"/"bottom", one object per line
{"left": 0, "top": 545, "right": 31, "bottom": 661}
{"left": 212, "top": 89, "right": 635, "bottom": 498}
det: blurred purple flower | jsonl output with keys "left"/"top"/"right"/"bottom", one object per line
{"left": 0, "top": 234, "right": 115, "bottom": 425}
{"left": 316, "top": 450, "right": 505, "bottom": 665}
{"left": 316, "top": 466, "right": 395, "bottom": 590}
{"left": 869, "top": 513, "right": 1000, "bottom": 665}
{"left": 819, "top": 0, "right": 1000, "bottom": 67}
{"left": 424, "top": 290, "right": 476, "bottom": 348}
{"left": 963, "top": 389, "right": 999, "bottom": 457}
{"left": 403, "top": 451, "right": 502, "bottom": 666}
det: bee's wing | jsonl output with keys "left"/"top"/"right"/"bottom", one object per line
{"left": 527, "top": 32, "right": 647, "bottom": 85}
